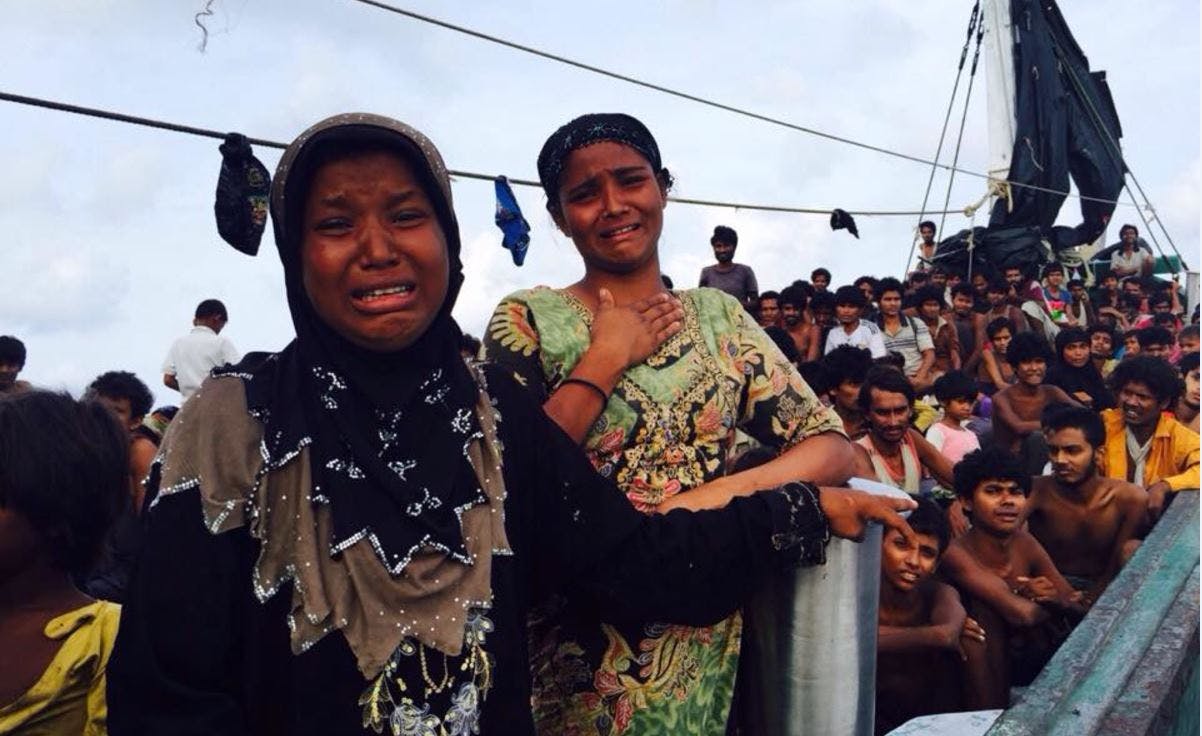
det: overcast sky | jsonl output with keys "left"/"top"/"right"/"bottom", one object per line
{"left": 2, "top": 0, "right": 1198, "bottom": 406}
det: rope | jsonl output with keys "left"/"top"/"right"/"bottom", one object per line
{"left": 905, "top": 1, "right": 980, "bottom": 276}
{"left": 1049, "top": 39, "right": 1187, "bottom": 269}
{"left": 345, "top": 0, "right": 1141, "bottom": 210}
{"left": 936, "top": 9, "right": 987, "bottom": 250}
{"left": 0, "top": 89, "right": 960, "bottom": 218}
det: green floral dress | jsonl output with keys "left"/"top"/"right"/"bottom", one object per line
{"left": 483, "top": 286, "right": 843, "bottom": 735}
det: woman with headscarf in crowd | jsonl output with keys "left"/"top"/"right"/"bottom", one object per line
{"left": 1044, "top": 326, "right": 1115, "bottom": 410}
{"left": 106, "top": 114, "right": 910, "bottom": 735}
{"left": 482, "top": 113, "right": 855, "bottom": 735}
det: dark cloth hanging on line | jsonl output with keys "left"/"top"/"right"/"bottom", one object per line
{"left": 829, "top": 208, "right": 860, "bottom": 239}
{"left": 214, "top": 133, "right": 271, "bottom": 256}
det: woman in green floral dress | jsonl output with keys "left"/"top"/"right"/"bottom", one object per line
{"left": 483, "top": 113, "right": 856, "bottom": 735}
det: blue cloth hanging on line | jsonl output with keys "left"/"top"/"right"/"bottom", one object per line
{"left": 494, "top": 176, "right": 530, "bottom": 266}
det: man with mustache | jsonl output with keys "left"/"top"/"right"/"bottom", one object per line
{"left": 991, "top": 333, "right": 1079, "bottom": 474}
{"left": 853, "top": 367, "right": 960, "bottom": 530}
{"left": 940, "top": 447, "right": 1085, "bottom": 709}
{"left": 1100, "top": 356, "right": 1200, "bottom": 519}
{"left": 698, "top": 225, "right": 758, "bottom": 312}
{"left": 756, "top": 290, "right": 782, "bottom": 328}
{"left": 1027, "top": 406, "right": 1147, "bottom": 607}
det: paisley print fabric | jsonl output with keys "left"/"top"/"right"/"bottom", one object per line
{"left": 483, "top": 286, "right": 842, "bottom": 735}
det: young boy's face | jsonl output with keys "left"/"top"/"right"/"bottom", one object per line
{"left": 881, "top": 528, "right": 940, "bottom": 592}
{"left": 963, "top": 478, "right": 1027, "bottom": 534}
{"left": 1015, "top": 357, "right": 1047, "bottom": 387}
{"left": 830, "top": 379, "right": 863, "bottom": 413}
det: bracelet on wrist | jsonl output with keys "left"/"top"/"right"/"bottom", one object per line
{"left": 560, "top": 377, "right": 610, "bottom": 405}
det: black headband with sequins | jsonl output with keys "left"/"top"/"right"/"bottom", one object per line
{"left": 536, "top": 113, "right": 663, "bottom": 207}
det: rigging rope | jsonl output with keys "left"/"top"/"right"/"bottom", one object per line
{"left": 344, "top": 0, "right": 1141, "bottom": 210}
{"left": 936, "top": 9, "right": 987, "bottom": 249}
{"left": 1050, "top": 44, "right": 1188, "bottom": 269}
{"left": 0, "top": 89, "right": 959, "bottom": 218}
{"left": 905, "top": 1, "right": 980, "bottom": 276}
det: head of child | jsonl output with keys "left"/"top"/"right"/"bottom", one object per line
{"left": 822, "top": 345, "right": 873, "bottom": 415}
{"left": 915, "top": 285, "right": 945, "bottom": 322}
{"left": 1006, "top": 332, "right": 1052, "bottom": 388}
{"left": 881, "top": 497, "right": 948, "bottom": 595}
{"left": 0, "top": 391, "right": 129, "bottom": 587}
{"left": 1042, "top": 405, "right": 1104, "bottom": 487}
{"left": 1089, "top": 324, "right": 1115, "bottom": 361}
{"left": 1179, "top": 324, "right": 1199, "bottom": 355}
{"left": 953, "top": 447, "right": 1030, "bottom": 536}
{"left": 858, "top": 365, "right": 915, "bottom": 447}
{"left": 86, "top": 371, "right": 154, "bottom": 433}
{"left": 934, "top": 370, "right": 976, "bottom": 423}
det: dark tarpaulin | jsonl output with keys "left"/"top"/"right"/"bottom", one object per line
{"left": 936, "top": 0, "right": 1125, "bottom": 273}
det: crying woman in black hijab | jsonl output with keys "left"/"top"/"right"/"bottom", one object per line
{"left": 108, "top": 113, "right": 916, "bottom": 736}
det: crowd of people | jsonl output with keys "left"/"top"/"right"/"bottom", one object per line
{"left": 0, "top": 110, "right": 1196, "bottom": 736}
{"left": 706, "top": 221, "right": 1199, "bottom": 731}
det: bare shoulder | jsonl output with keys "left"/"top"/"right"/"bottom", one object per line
{"left": 1043, "top": 384, "right": 1072, "bottom": 401}
{"left": 1026, "top": 476, "right": 1053, "bottom": 507}
{"left": 941, "top": 537, "right": 973, "bottom": 571}
{"left": 1012, "top": 528, "right": 1051, "bottom": 563}
{"left": 130, "top": 436, "right": 158, "bottom": 461}
{"left": 1105, "top": 477, "right": 1149, "bottom": 508}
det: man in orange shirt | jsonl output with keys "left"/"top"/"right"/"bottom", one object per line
{"left": 1100, "top": 356, "right": 1200, "bottom": 519}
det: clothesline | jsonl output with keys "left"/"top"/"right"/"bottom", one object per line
{"left": 0, "top": 89, "right": 967, "bottom": 218}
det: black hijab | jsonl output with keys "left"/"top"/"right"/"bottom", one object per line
{"left": 224, "top": 114, "right": 485, "bottom": 574}
{"left": 1046, "top": 326, "right": 1115, "bottom": 410}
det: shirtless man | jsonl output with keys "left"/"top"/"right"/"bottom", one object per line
{"left": 940, "top": 447, "right": 1086, "bottom": 708}
{"left": 991, "top": 332, "right": 1079, "bottom": 474}
{"left": 1175, "top": 352, "right": 1199, "bottom": 433}
{"left": 779, "top": 284, "right": 816, "bottom": 359}
{"left": 876, "top": 498, "right": 983, "bottom": 735}
{"left": 1028, "top": 406, "right": 1147, "bottom": 606}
